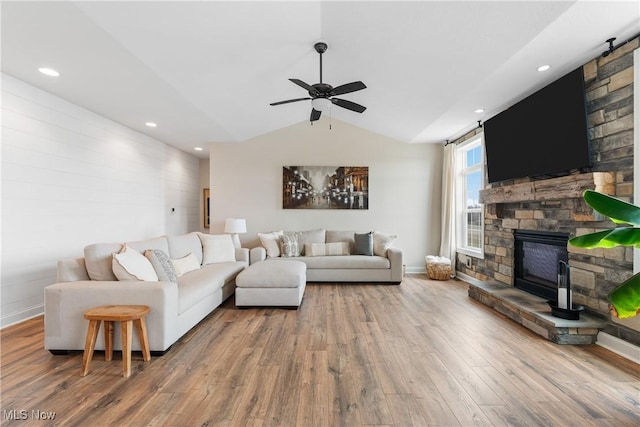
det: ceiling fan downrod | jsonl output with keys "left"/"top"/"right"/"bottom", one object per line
{"left": 315, "top": 42, "right": 327, "bottom": 84}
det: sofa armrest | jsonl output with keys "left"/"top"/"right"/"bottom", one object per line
{"left": 235, "top": 248, "right": 250, "bottom": 265}
{"left": 44, "top": 280, "right": 179, "bottom": 352}
{"left": 250, "top": 247, "right": 267, "bottom": 264}
{"left": 387, "top": 247, "right": 403, "bottom": 283}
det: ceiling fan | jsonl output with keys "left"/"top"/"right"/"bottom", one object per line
{"left": 270, "top": 42, "right": 367, "bottom": 122}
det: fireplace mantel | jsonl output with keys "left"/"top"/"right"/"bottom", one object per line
{"left": 478, "top": 172, "right": 615, "bottom": 205}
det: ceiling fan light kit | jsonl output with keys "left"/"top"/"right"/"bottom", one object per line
{"left": 270, "top": 42, "right": 367, "bottom": 127}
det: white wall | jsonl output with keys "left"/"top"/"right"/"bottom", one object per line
{"left": 1, "top": 74, "right": 200, "bottom": 327}
{"left": 210, "top": 118, "right": 443, "bottom": 270}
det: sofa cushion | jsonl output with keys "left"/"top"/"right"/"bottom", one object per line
{"left": 172, "top": 253, "right": 200, "bottom": 277}
{"left": 258, "top": 231, "right": 283, "bottom": 258}
{"left": 167, "top": 233, "right": 203, "bottom": 265}
{"left": 326, "top": 230, "right": 357, "bottom": 252}
{"left": 178, "top": 262, "right": 245, "bottom": 314}
{"left": 236, "top": 260, "right": 306, "bottom": 288}
{"left": 145, "top": 249, "right": 178, "bottom": 282}
{"left": 306, "top": 242, "right": 350, "bottom": 257}
{"left": 84, "top": 237, "right": 169, "bottom": 281}
{"left": 295, "top": 229, "right": 326, "bottom": 255}
{"left": 272, "top": 255, "right": 390, "bottom": 269}
{"left": 354, "top": 232, "right": 374, "bottom": 256}
{"left": 373, "top": 231, "right": 397, "bottom": 257}
{"left": 280, "top": 233, "right": 301, "bottom": 258}
{"left": 200, "top": 234, "right": 236, "bottom": 264}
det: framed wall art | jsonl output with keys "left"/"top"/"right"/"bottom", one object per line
{"left": 283, "top": 166, "right": 368, "bottom": 210}
{"left": 203, "top": 188, "right": 210, "bottom": 228}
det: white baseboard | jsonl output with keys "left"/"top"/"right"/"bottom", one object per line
{"left": 1, "top": 304, "right": 44, "bottom": 329}
{"left": 596, "top": 332, "right": 640, "bottom": 365}
{"left": 405, "top": 266, "right": 426, "bottom": 274}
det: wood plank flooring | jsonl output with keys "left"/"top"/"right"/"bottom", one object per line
{"left": 1, "top": 275, "right": 639, "bottom": 426}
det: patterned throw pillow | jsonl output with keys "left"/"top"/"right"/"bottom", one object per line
{"left": 145, "top": 249, "right": 178, "bottom": 282}
{"left": 354, "top": 232, "right": 374, "bottom": 256}
{"left": 280, "top": 233, "right": 300, "bottom": 258}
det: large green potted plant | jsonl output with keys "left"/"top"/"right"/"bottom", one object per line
{"left": 569, "top": 189, "right": 640, "bottom": 319}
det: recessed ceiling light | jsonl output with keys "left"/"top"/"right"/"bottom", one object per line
{"left": 194, "top": 147, "right": 203, "bottom": 151}
{"left": 38, "top": 67, "right": 60, "bottom": 77}
{"left": 474, "top": 108, "right": 485, "bottom": 114}
{"left": 145, "top": 122, "right": 157, "bottom": 128}
{"left": 537, "top": 65, "right": 551, "bottom": 72}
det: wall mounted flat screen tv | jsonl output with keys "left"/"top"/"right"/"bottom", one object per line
{"left": 483, "top": 67, "right": 592, "bottom": 184}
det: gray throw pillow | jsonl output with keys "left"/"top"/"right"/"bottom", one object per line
{"left": 354, "top": 232, "right": 373, "bottom": 256}
{"left": 144, "top": 249, "right": 178, "bottom": 282}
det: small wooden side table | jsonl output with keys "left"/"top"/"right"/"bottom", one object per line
{"left": 81, "top": 305, "right": 151, "bottom": 377}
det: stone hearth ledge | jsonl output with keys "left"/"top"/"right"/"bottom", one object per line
{"left": 463, "top": 276, "right": 607, "bottom": 344}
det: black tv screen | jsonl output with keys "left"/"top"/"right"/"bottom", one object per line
{"left": 484, "top": 67, "right": 591, "bottom": 184}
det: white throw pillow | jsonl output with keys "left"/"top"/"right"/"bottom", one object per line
{"left": 258, "top": 230, "right": 283, "bottom": 258}
{"left": 171, "top": 253, "right": 201, "bottom": 277}
{"left": 200, "top": 234, "right": 236, "bottom": 264}
{"left": 305, "top": 242, "right": 350, "bottom": 257}
{"left": 112, "top": 244, "right": 159, "bottom": 281}
{"left": 373, "top": 231, "right": 397, "bottom": 257}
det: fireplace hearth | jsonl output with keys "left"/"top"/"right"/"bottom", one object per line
{"left": 514, "top": 230, "right": 569, "bottom": 301}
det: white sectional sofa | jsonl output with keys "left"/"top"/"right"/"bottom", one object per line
{"left": 249, "top": 229, "right": 403, "bottom": 284}
{"left": 44, "top": 232, "right": 248, "bottom": 354}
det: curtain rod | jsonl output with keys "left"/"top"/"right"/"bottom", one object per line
{"left": 443, "top": 120, "right": 483, "bottom": 146}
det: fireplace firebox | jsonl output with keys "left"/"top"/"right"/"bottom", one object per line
{"left": 514, "top": 230, "right": 569, "bottom": 300}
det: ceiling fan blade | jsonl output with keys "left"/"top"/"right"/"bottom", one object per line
{"left": 331, "top": 98, "right": 367, "bottom": 113}
{"left": 330, "top": 81, "right": 366, "bottom": 96}
{"left": 270, "top": 97, "right": 311, "bottom": 106}
{"left": 310, "top": 108, "right": 322, "bottom": 122}
{"left": 289, "top": 79, "right": 318, "bottom": 96}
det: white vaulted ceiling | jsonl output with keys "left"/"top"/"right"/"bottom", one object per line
{"left": 2, "top": 1, "right": 639, "bottom": 157}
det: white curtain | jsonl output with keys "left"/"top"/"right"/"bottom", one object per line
{"left": 439, "top": 143, "right": 457, "bottom": 271}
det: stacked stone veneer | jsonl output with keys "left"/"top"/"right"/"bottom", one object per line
{"left": 456, "top": 39, "right": 638, "bottom": 346}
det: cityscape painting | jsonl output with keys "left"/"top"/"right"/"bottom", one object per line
{"left": 283, "top": 166, "right": 369, "bottom": 210}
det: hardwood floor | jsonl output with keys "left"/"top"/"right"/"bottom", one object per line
{"left": 1, "top": 275, "right": 639, "bottom": 426}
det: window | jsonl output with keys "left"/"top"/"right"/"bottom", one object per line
{"left": 456, "top": 135, "right": 484, "bottom": 258}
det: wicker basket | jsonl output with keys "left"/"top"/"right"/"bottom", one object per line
{"left": 426, "top": 256, "right": 452, "bottom": 280}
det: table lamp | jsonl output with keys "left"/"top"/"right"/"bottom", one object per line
{"left": 224, "top": 218, "right": 246, "bottom": 248}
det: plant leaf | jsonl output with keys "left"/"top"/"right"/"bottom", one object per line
{"left": 609, "top": 273, "right": 640, "bottom": 319}
{"left": 569, "top": 227, "right": 640, "bottom": 248}
{"left": 583, "top": 189, "right": 640, "bottom": 226}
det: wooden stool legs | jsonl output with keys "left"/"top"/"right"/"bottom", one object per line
{"left": 81, "top": 313, "right": 150, "bottom": 378}
{"left": 81, "top": 319, "right": 102, "bottom": 376}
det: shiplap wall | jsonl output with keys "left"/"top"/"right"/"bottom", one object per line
{"left": 1, "top": 74, "right": 200, "bottom": 327}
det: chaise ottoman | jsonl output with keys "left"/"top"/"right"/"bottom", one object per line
{"left": 235, "top": 260, "right": 307, "bottom": 307}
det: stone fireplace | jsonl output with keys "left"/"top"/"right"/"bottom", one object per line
{"left": 454, "top": 39, "right": 639, "bottom": 347}
{"left": 513, "top": 229, "right": 569, "bottom": 301}
{"left": 458, "top": 171, "right": 637, "bottom": 345}
{"left": 463, "top": 171, "right": 622, "bottom": 302}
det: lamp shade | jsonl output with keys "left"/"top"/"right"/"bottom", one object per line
{"left": 224, "top": 218, "right": 246, "bottom": 234}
